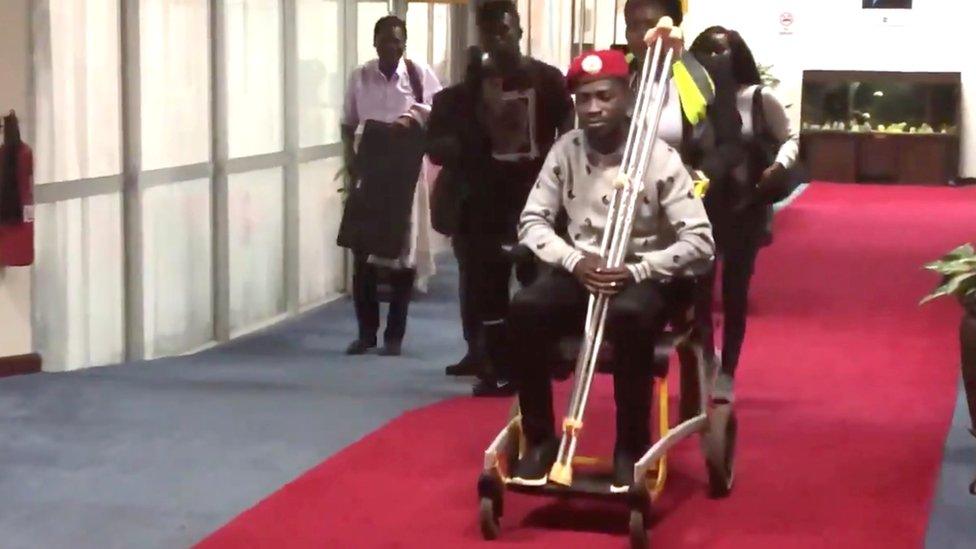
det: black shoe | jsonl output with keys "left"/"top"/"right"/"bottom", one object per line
{"left": 445, "top": 353, "right": 481, "bottom": 376}
{"left": 345, "top": 338, "right": 377, "bottom": 355}
{"left": 511, "top": 437, "right": 559, "bottom": 487}
{"left": 611, "top": 447, "right": 639, "bottom": 493}
{"left": 472, "top": 378, "right": 516, "bottom": 397}
{"left": 379, "top": 340, "right": 402, "bottom": 356}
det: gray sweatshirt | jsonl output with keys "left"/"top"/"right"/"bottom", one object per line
{"left": 518, "top": 129, "right": 714, "bottom": 282}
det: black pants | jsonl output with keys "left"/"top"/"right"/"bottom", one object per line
{"left": 453, "top": 234, "right": 536, "bottom": 378}
{"left": 691, "top": 241, "right": 760, "bottom": 376}
{"left": 352, "top": 252, "right": 415, "bottom": 343}
{"left": 507, "top": 270, "right": 688, "bottom": 452}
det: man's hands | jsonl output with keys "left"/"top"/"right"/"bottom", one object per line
{"left": 643, "top": 16, "right": 685, "bottom": 56}
{"left": 572, "top": 252, "right": 635, "bottom": 296}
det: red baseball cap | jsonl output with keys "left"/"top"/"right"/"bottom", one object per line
{"left": 566, "top": 49, "right": 630, "bottom": 92}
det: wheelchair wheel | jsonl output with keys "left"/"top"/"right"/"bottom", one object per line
{"left": 703, "top": 404, "right": 737, "bottom": 498}
{"left": 479, "top": 497, "right": 500, "bottom": 540}
{"left": 628, "top": 508, "right": 649, "bottom": 549}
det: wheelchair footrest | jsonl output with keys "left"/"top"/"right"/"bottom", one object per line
{"left": 505, "top": 466, "right": 660, "bottom": 500}
{"left": 507, "top": 471, "right": 622, "bottom": 499}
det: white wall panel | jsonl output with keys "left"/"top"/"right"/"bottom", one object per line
{"left": 357, "top": 2, "right": 392, "bottom": 66}
{"left": 226, "top": 0, "right": 284, "bottom": 158}
{"left": 298, "top": 158, "right": 344, "bottom": 306}
{"left": 228, "top": 168, "right": 285, "bottom": 331}
{"left": 140, "top": 0, "right": 211, "bottom": 170}
{"left": 34, "top": 0, "right": 122, "bottom": 184}
{"left": 142, "top": 179, "right": 214, "bottom": 358}
{"left": 34, "top": 195, "right": 125, "bottom": 371}
{"left": 297, "top": 0, "right": 342, "bottom": 147}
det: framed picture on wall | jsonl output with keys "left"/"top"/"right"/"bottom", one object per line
{"left": 862, "top": 0, "right": 913, "bottom": 9}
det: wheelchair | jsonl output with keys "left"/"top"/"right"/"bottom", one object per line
{"left": 476, "top": 242, "right": 736, "bottom": 549}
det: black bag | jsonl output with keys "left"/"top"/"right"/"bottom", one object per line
{"left": 751, "top": 86, "right": 807, "bottom": 204}
{"left": 337, "top": 121, "right": 425, "bottom": 258}
{"left": 430, "top": 166, "right": 460, "bottom": 236}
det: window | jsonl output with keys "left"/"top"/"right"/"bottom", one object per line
{"left": 406, "top": 1, "right": 451, "bottom": 83}
{"left": 228, "top": 169, "right": 286, "bottom": 332}
{"left": 226, "top": 0, "right": 285, "bottom": 158}
{"left": 142, "top": 180, "right": 214, "bottom": 358}
{"left": 34, "top": 0, "right": 121, "bottom": 184}
{"left": 31, "top": 0, "right": 452, "bottom": 370}
{"left": 140, "top": 0, "right": 210, "bottom": 170}
{"left": 297, "top": 0, "right": 343, "bottom": 147}
{"left": 357, "top": 2, "right": 392, "bottom": 66}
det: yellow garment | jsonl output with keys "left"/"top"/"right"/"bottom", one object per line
{"left": 672, "top": 53, "right": 714, "bottom": 126}
{"left": 626, "top": 50, "right": 714, "bottom": 126}
{"left": 693, "top": 172, "right": 710, "bottom": 198}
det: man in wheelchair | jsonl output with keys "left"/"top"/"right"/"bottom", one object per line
{"left": 507, "top": 49, "right": 714, "bottom": 490}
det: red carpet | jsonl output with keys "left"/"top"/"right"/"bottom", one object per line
{"left": 199, "top": 183, "right": 975, "bottom": 548}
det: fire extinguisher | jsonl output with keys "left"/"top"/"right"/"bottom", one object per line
{"left": 0, "top": 111, "right": 34, "bottom": 267}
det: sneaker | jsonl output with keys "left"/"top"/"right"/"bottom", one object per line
{"left": 345, "top": 338, "right": 377, "bottom": 355}
{"left": 445, "top": 353, "right": 481, "bottom": 376}
{"left": 611, "top": 448, "right": 638, "bottom": 493}
{"left": 511, "top": 437, "right": 559, "bottom": 487}
{"left": 472, "top": 378, "right": 516, "bottom": 398}
{"left": 379, "top": 340, "right": 402, "bottom": 356}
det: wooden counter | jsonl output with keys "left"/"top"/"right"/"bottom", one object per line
{"left": 801, "top": 130, "right": 959, "bottom": 184}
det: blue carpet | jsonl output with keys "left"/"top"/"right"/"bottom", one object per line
{"left": 0, "top": 259, "right": 471, "bottom": 549}
{"left": 926, "top": 381, "right": 976, "bottom": 548}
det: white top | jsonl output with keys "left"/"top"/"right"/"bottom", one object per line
{"left": 341, "top": 58, "right": 442, "bottom": 128}
{"left": 653, "top": 82, "right": 685, "bottom": 150}
{"left": 629, "top": 74, "right": 684, "bottom": 151}
{"left": 519, "top": 130, "right": 715, "bottom": 283}
{"left": 735, "top": 84, "right": 799, "bottom": 180}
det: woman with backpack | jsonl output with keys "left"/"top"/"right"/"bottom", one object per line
{"left": 688, "top": 26, "right": 800, "bottom": 401}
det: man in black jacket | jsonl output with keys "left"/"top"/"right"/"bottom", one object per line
{"left": 427, "top": 0, "right": 573, "bottom": 396}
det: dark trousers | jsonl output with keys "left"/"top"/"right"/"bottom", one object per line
{"left": 507, "top": 269, "right": 686, "bottom": 452}
{"left": 352, "top": 252, "right": 415, "bottom": 343}
{"left": 453, "top": 234, "right": 536, "bottom": 379}
{"left": 690, "top": 241, "right": 760, "bottom": 376}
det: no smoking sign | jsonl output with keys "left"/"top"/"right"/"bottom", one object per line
{"left": 779, "top": 11, "right": 795, "bottom": 34}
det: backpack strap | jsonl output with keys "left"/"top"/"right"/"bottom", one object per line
{"left": 752, "top": 85, "right": 768, "bottom": 141}
{"left": 404, "top": 59, "right": 425, "bottom": 104}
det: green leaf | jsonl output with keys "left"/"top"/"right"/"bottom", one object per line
{"left": 921, "top": 272, "right": 976, "bottom": 305}
{"left": 943, "top": 243, "right": 975, "bottom": 261}
{"left": 924, "top": 246, "right": 976, "bottom": 274}
{"left": 921, "top": 282, "right": 952, "bottom": 305}
{"left": 941, "top": 261, "right": 976, "bottom": 275}
{"left": 945, "top": 272, "right": 976, "bottom": 295}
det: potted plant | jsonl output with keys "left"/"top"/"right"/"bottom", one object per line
{"left": 758, "top": 63, "right": 781, "bottom": 89}
{"left": 921, "top": 243, "right": 976, "bottom": 494}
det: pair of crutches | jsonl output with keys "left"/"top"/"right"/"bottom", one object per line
{"left": 548, "top": 36, "right": 677, "bottom": 487}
